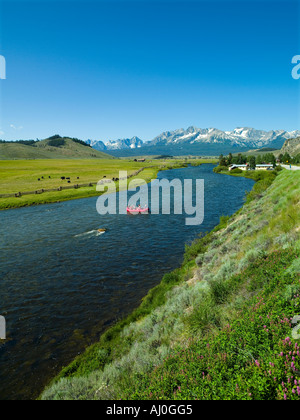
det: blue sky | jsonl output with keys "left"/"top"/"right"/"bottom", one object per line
{"left": 0, "top": 0, "right": 299, "bottom": 142}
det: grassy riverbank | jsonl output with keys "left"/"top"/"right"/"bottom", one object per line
{"left": 41, "top": 168, "right": 300, "bottom": 400}
{"left": 0, "top": 158, "right": 215, "bottom": 210}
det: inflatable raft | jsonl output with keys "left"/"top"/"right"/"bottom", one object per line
{"left": 127, "top": 207, "right": 150, "bottom": 214}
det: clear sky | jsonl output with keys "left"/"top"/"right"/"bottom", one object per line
{"left": 0, "top": 0, "right": 299, "bottom": 142}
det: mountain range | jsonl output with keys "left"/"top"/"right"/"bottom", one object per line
{"left": 85, "top": 136, "right": 143, "bottom": 151}
{"left": 85, "top": 127, "right": 300, "bottom": 157}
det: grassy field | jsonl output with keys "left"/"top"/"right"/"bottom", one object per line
{"left": 0, "top": 158, "right": 217, "bottom": 210}
{"left": 41, "top": 168, "right": 300, "bottom": 400}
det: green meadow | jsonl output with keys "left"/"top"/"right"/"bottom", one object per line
{"left": 0, "top": 158, "right": 217, "bottom": 210}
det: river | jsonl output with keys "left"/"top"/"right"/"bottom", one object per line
{"left": 0, "top": 164, "right": 254, "bottom": 399}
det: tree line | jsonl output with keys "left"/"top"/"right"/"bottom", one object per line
{"left": 218, "top": 151, "right": 300, "bottom": 169}
{"left": 0, "top": 139, "right": 37, "bottom": 146}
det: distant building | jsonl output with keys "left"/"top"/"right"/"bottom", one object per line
{"left": 229, "top": 164, "right": 249, "bottom": 171}
{"left": 229, "top": 163, "right": 274, "bottom": 171}
{"left": 255, "top": 164, "right": 274, "bottom": 171}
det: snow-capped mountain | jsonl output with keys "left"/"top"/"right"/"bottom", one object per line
{"left": 105, "top": 136, "right": 143, "bottom": 150}
{"left": 85, "top": 136, "right": 143, "bottom": 151}
{"left": 85, "top": 139, "right": 106, "bottom": 151}
{"left": 85, "top": 127, "right": 300, "bottom": 156}
{"left": 148, "top": 127, "right": 300, "bottom": 149}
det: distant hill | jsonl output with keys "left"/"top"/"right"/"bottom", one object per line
{"left": 0, "top": 136, "right": 114, "bottom": 160}
{"left": 235, "top": 147, "right": 280, "bottom": 158}
{"left": 280, "top": 136, "right": 300, "bottom": 156}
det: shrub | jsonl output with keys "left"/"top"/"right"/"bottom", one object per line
{"left": 185, "top": 293, "right": 221, "bottom": 334}
{"left": 230, "top": 168, "right": 243, "bottom": 174}
{"left": 195, "top": 254, "right": 204, "bottom": 267}
{"left": 219, "top": 215, "right": 230, "bottom": 227}
{"left": 161, "top": 271, "right": 181, "bottom": 285}
{"left": 48, "top": 134, "right": 62, "bottom": 140}
{"left": 183, "top": 233, "right": 212, "bottom": 264}
{"left": 210, "top": 278, "right": 232, "bottom": 304}
{"left": 48, "top": 138, "right": 66, "bottom": 147}
{"left": 245, "top": 176, "right": 275, "bottom": 203}
{"left": 213, "top": 166, "right": 228, "bottom": 173}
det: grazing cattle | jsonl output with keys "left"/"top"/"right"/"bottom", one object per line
{"left": 61, "top": 177, "right": 65, "bottom": 180}
{"left": 38, "top": 179, "right": 40, "bottom": 181}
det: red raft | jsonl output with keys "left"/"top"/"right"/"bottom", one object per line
{"left": 127, "top": 206, "right": 150, "bottom": 214}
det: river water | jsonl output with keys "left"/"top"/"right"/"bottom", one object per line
{"left": 0, "top": 164, "right": 254, "bottom": 399}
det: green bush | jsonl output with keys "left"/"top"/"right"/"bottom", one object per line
{"left": 183, "top": 233, "right": 212, "bottom": 264}
{"left": 230, "top": 168, "right": 243, "bottom": 174}
{"left": 184, "top": 292, "right": 221, "bottom": 334}
{"left": 213, "top": 166, "right": 228, "bottom": 173}
{"left": 210, "top": 278, "right": 232, "bottom": 304}
{"left": 48, "top": 138, "right": 66, "bottom": 147}
{"left": 245, "top": 174, "right": 276, "bottom": 203}
{"left": 195, "top": 254, "right": 204, "bottom": 267}
{"left": 219, "top": 215, "right": 230, "bottom": 226}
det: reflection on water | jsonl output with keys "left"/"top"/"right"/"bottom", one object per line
{"left": 0, "top": 165, "right": 254, "bottom": 399}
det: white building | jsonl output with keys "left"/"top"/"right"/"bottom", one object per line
{"left": 229, "top": 164, "right": 249, "bottom": 171}
{"left": 229, "top": 163, "right": 274, "bottom": 171}
{"left": 255, "top": 164, "right": 274, "bottom": 171}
